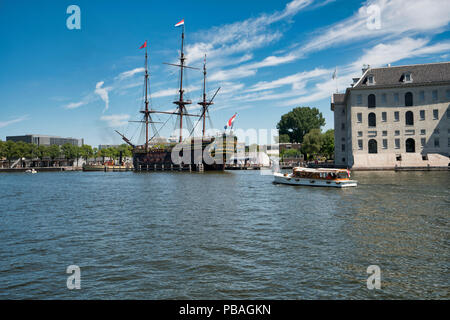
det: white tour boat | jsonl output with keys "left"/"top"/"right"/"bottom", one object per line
{"left": 274, "top": 167, "right": 357, "bottom": 188}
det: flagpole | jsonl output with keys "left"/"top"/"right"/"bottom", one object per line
{"left": 335, "top": 67, "right": 338, "bottom": 93}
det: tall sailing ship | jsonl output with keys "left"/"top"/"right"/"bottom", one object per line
{"left": 116, "top": 24, "right": 237, "bottom": 171}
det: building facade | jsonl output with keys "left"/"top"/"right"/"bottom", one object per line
{"left": 6, "top": 134, "right": 83, "bottom": 147}
{"left": 332, "top": 62, "right": 450, "bottom": 169}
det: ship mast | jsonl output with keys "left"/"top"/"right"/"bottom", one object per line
{"left": 174, "top": 25, "right": 191, "bottom": 142}
{"left": 163, "top": 25, "right": 201, "bottom": 142}
{"left": 118, "top": 28, "right": 202, "bottom": 148}
{"left": 198, "top": 55, "right": 212, "bottom": 137}
{"left": 141, "top": 44, "right": 150, "bottom": 150}
{"left": 116, "top": 41, "right": 163, "bottom": 149}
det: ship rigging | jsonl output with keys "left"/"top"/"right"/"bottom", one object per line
{"left": 116, "top": 24, "right": 219, "bottom": 149}
{"left": 115, "top": 22, "right": 237, "bottom": 172}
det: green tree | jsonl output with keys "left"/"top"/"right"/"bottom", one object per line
{"left": 0, "top": 140, "right": 6, "bottom": 159}
{"left": 277, "top": 107, "right": 325, "bottom": 143}
{"left": 106, "top": 147, "right": 118, "bottom": 160}
{"left": 302, "top": 128, "right": 323, "bottom": 160}
{"left": 15, "top": 141, "right": 31, "bottom": 160}
{"left": 280, "top": 148, "right": 302, "bottom": 159}
{"left": 80, "top": 144, "right": 93, "bottom": 162}
{"left": 93, "top": 147, "right": 99, "bottom": 161}
{"left": 61, "top": 143, "right": 77, "bottom": 164}
{"left": 36, "top": 145, "right": 49, "bottom": 166}
{"left": 278, "top": 134, "right": 290, "bottom": 143}
{"left": 117, "top": 144, "right": 132, "bottom": 158}
{"left": 48, "top": 145, "right": 61, "bottom": 166}
{"left": 4, "top": 141, "right": 19, "bottom": 167}
{"left": 98, "top": 148, "right": 107, "bottom": 163}
{"left": 320, "top": 129, "right": 335, "bottom": 160}
{"left": 74, "top": 145, "right": 81, "bottom": 166}
{"left": 28, "top": 143, "right": 38, "bottom": 160}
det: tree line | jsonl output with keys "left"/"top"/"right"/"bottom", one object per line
{"left": 277, "top": 106, "right": 335, "bottom": 160}
{"left": 0, "top": 140, "right": 133, "bottom": 166}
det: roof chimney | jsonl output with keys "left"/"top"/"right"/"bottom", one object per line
{"left": 362, "top": 64, "right": 370, "bottom": 74}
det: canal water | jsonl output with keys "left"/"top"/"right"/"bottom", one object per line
{"left": 0, "top": 170, "right": 448, "bottom": 299}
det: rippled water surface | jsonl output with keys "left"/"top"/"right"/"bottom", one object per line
{"left": 0, "top": 170, "right": 448, "bottom": 299}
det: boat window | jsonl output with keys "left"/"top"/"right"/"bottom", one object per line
{"left": 338, "top": 172, "right": 348, "bottom": 179}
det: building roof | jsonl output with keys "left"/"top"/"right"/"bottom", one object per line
{"left": 331, "top": 93, "right": 346, "bottom": 110}
{"left": 331, "top": 61, "right": 450, "bottom": 111}
{"left": 354, "top": 62, "right": 450, "bottom": 89}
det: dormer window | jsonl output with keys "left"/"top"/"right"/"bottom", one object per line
{"left": 404, "top": 72, "right": 412, "bottom": 83}
{"left": 367, "top": 75, "right": 375, "bottom": 85}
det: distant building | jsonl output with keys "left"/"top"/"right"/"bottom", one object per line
{"left": 331, "top": 62, "right": 450, "bottom": 169}
{"left": 149, "top": 137, "right": 168, "bottom": 144}
{"left": 6, "top": 134, "right": 83, "bottom": 147}
{"left": 279, "top": 143, "right": 302, "bottom": 154}
{"left": 260, "top": 144, "right": 279, "bottom": 157}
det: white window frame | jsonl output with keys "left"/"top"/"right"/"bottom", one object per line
{"left": 404, "top": 73, "right": 412, "bottom": 83}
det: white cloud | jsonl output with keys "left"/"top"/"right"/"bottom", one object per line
{"left": 217, "top": 82, "right": 245, "bottom": 95}
{"left": 207, "top": 53, "right": 254, "bottom": 70}
{"left": 209, "top": 52, "right": 299, "bottom": 81}
{"left": 351, "top": 37, "right": 450, "bottom": 69}
{"left": 209, "top": 67, "right": 257, "bottom": 82}
{"left": 0, "top": 115, "right": 29, "bottom": 128}
{"left": 248, "top": 68, "right": 331, "bottom": 92}
{"left": 300, "top": 0, "right": 450, "bottom": 54}
{"left": 100, "top": 114, "right": 130, "bottom": 127}
{"left": 64, "top": 101, "right": 87, "bottom": 109}
{"left": 152, "top": 85, "right": 200, "bottom": 98}
{"left": 95, "top": 81, "right": 112, "bottom": 112}
{"left": 116, "top": 67, "right": 145, "bottom": 80}
{"left": 280, "top": 79, "right": 338, "bottom": 106}
{"left": 186, "top": 0, "right": 314, "bottom": 65}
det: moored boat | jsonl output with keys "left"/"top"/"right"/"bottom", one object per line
{"left": 274, "top": 167, "right": 357, "bottom": 188}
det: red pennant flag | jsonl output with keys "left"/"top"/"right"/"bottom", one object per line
{"left": 226, "top": 113, "right": 237, "bottom": 128}
{"left": 139, "top": 41, "right": 147, "bottom": 49}
{"left": 175, "top": 19, "right": 184, "bottom": 27}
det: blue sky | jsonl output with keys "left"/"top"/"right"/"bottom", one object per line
{"left": 1, "top": 0, "right": 449, "bottom": 146}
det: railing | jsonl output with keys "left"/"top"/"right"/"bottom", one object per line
{"left": 10, "top": 158, "right": 23, "bottom": 168}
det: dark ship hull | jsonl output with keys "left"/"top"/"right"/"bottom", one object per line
{"left": 133, "top": 135, "right": 236, "bottom": 171}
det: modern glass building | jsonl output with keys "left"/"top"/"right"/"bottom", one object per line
{"left": 6, "top": 134, "right": 84, "bottom": 147}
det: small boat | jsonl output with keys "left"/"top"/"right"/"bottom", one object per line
{"left": 25, "top": 168, "right": 37, "bottom": 174}
{"left": 274, "top": 167, "right": 357, "bottom": 188}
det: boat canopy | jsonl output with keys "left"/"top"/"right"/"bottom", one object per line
{"left": 293, "top": 167, "right": 348, "bottom": 173}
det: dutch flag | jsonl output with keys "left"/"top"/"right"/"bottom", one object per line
{"left": 224, "top": 113, "right": 237, "bottom": 129}
{"left": 175, "top": 19, "right": 184, "bottom": 27}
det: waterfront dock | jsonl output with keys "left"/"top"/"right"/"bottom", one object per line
{"left": 0, "top": 166, "right": 82, "bottom": 172}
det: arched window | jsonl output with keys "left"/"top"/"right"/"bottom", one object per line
{"left": 368, "top": 94, "right": 376, "bottom": 108}
{"left": 368, "top": 112, "right": 376, "bottom": 127}
{"left": 405, "top": 92, "right": 413, "bottom": 106}
{"left": 368, "top": 139, "right": 378, "bottom": 154}
{"left": 406, "top": 138, "right": 415, "bottom": 153}
{"left": 405, "top": 111, "right": 414, "bottom": 126}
